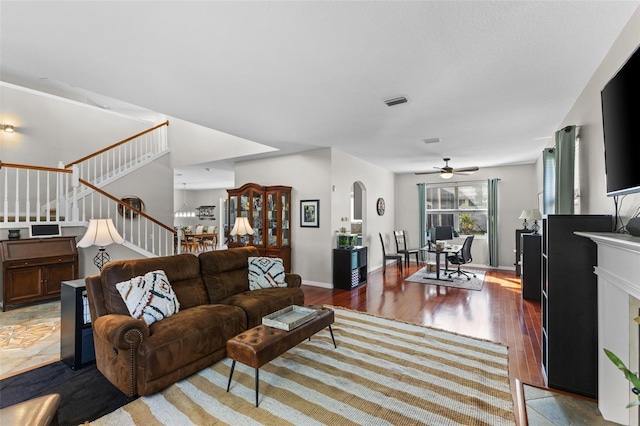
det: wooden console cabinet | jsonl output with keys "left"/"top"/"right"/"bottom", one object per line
{"left": 0, "top": 237, "right": 79, "bottom": 311}
{"left": 227, "top": 183, "right": 292, "bottom": 272}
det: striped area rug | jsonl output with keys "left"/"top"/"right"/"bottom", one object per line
{"left": 92, "top": 307, "right": 515, "bottom": 425}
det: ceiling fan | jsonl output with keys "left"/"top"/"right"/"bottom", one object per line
{"left": 415, "top": 158, "right": 479, "bottom": 179}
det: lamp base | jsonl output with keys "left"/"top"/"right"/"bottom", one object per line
{"left": 93, "top": 248, "right": 110, "bottom": 271}
{"left": 532, "top": 221, "right": 540, "bottom": 234}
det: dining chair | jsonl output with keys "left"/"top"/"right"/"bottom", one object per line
{"left": 202, "top": 226, "right": 217, "bottom": 251}
{"left": 394, "top": 230, "right": 419, "bottom": 268}
{"left": 447, "top": 236, "right": 477, "bottom": 280}
{"left": 379, "top": 233, "right": 403, "bottom": 275}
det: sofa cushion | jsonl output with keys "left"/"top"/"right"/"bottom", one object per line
{"left": 219, "top": 287, "right": 305, "bottom": 329}
{"left": 116, "top": 270, "right": 180, "bottom": 325}
{"left": 199, "top": 247, "right": 259, "bottom": 303}
{"left": 248, "top": 257, "right": 287, "bottom": 290}
{"left": 141, "top": 304, "right": 247, "bottom": 381}
{"left": 101, "top": 254, "right": 208, "bottom": 315}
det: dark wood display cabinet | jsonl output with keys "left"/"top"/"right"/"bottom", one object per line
{"left": 227, "top": 183, "right": 292, "bottom": 272}
{"left": 61, "top": 279, "right": 95, "bottom": 369}
{"left": 521, "top": 233, "right": 541, "bottom": 301}
{"left": 0, "top": 237, "right": 78, "bottom": 311}
{"left": 333, "top": 247, "right": 368, "bottom": 290}
{"left": 541, "top": 214, "right": 612, "bottom": 398}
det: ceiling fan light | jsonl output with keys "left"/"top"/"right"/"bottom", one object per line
{"left": 441, "top": 171, "right": 453, "bottom": 179}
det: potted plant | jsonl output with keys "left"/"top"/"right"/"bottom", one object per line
{"left": 604, "top": 348, "right": 640, "bottom": 407}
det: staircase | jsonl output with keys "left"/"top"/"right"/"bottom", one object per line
{"left": 0, "top": 121, "right": 176, "bottom": 257}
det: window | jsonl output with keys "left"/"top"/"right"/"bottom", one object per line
{"left": 425, "top": 182, "right": 488, "bottom": 236}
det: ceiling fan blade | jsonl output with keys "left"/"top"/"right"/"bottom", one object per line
{"left": 414, "top": 170, "right": 442, "bottom": 175}
{"left": 452, "top": 166, "right": 479, "bottom": 173}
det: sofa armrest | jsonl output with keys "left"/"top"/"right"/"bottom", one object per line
{"left": 284, "top": 273, "right": 302, "bottom": 288}
{"left": 92, "top": 314, "right": 150, "bottom": 350}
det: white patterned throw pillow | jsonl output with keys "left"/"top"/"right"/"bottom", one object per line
{"left": 248, "top": 257, "right": 287, "bottom": 290}
{"left": 116, "top": 270, "right": 180, "bottom": 325}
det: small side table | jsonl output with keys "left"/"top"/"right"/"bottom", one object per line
{"left": 60, "top": 279, "right": 95, "bottom": 369}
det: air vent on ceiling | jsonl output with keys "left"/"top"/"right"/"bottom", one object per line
{"left": 423, "top": 138, "right": 440, "bottom": 144}
{"left": 384, "top": 96, "right": 408, "bottom": 107}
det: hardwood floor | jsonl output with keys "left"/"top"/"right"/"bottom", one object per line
{"left": 302, "top": 262, "right": 546, "bottom": 408}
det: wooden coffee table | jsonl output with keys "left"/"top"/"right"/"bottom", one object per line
{"left": 226, "top": 306, "right": 336, "bottom": 407}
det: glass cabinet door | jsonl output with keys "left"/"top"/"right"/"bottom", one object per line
{"left": 252, "top": 192, "right": 263, "bottom": 245}
{"left": 228, "top": 195, "right": 238, "bottom": 244}
{"left": 267, "top": 192, "right": 278, "bottom": 247}
{"left": 281, "top": 191, "right": 290, "bottom": 246}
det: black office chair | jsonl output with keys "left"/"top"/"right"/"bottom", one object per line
{"left": 447, "top": 236, "right": 477, "bottom": 280}
{"left": 379, "top": 233, "right": 403, "bottom": 275}
{"left": 394, "top": 230, "right": 419, "bottom": 268}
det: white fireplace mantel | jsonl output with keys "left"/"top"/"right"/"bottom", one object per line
{"left": 576, "top": 232, "right": 640, "bottom": 425}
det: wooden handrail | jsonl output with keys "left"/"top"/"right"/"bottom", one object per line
{"left": 0, "top": 161, "right": 73, "bottom": 174}
{"left": 79, "top": 178, "right": 176, "bottom": 234}
{"left": 65, "top": 120, "right": 169, "bottom": 168}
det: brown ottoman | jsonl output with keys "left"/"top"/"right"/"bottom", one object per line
{"left": 226, "top": 306, "right": 336, "bottom": 406}
{"left": 0, "top": 393, "right": 61, "bottom": 426}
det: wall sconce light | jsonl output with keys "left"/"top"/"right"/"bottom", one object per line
{"left": 2, "top": 124, "right": 15, "bottom": 133}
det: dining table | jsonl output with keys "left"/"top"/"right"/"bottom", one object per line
{"left": 183, "top": 232, "right": 218, "bottom": 253}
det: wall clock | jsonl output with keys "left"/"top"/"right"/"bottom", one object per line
{"left": 376, "top": 198, "right": 385, "bottom": 216}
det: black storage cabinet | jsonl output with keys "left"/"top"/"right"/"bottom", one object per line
{"left": 521, "top": 233, "right": 541, "bottom": 300}
{"left": 61, "top": 279, "right": 95, "bottom": 369}
{"left": 333, "top": 247, "right": 367, "bottom": 290}
{"left": 542, "top": 214, "right": 612, "bottom": 398}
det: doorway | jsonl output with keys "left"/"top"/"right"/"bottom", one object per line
{"left": 351, "top": 181, "right": 366, "bottom": 246}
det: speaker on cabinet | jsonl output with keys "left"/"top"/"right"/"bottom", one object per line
{"left": 627, "top": 217, "right": 640, "bottom": 237}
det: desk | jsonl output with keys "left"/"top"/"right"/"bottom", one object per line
{"left": 420, "top": 244, "right": 462, "bottom": 280}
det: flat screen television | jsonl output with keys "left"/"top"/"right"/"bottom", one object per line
{"left": 601, "top": 45, "right": 640, "bottom": 197}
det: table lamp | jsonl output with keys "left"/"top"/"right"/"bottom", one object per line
{"left": 230, "top": 216, "right": 254, "bottom": 246}
{"left": 519, "top": 210, "right": 530, "bottom": 229}
{"left": 529, "top": 209, "right": 542, "bottom": 234}
{"left": 77, "top": 218, "right": 125, "bottom": 270}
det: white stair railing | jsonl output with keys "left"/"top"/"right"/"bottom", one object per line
{"left": 65, "top": 120, "right": 169, "bottom": 189}
{"left": 79, "top": 179, "right": 176, "bottom": 257}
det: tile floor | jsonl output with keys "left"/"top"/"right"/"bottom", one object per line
{"left": 0, "top": 300, "right": 626, "bottom": 425}
{"left": 0, "top": 300, "right": 61, "bottom": 379}
{"left": 524, "top": 384, "right": 620, "bottom": 425}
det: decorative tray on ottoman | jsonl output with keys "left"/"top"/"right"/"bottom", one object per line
{"left": 262, "top": 305, "right": 318, "bottom": 331}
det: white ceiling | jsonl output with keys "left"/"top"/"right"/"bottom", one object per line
{"left": 1, "top": 1, "right": 639, "bottom": 189}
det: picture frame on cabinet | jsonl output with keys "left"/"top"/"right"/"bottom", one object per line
{"left": 300, "top": 199, "right": 319, "bottom": 228}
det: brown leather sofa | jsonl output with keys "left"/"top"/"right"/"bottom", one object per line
{"left": 85, "top": 246, "right": 304, "bottom": 397}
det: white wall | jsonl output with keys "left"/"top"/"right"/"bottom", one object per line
{"left": 331, "top": 150, "right": 396, "bottom": 272}
{"left": 395, "top": 164, "right": 537, "bottom": 269}
{"left": 234, "top": 149, "right": 333, "bottom": 285}
{"left": 234, "top": 147, "right": 396, "bottom": 286}
{"left": 539, "top": 7, "right": 640, "bottom": 221}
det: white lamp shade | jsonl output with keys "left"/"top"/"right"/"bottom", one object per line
{"left": 230, "top": 217, "right": 254, "bottom": 236}
{"left": 528, "top": 208, "right": 542, "bottom": 221}
{"left": 77, "top": 218, "right": 125, "bottom": 248}
{"left": 518, "top": 210, "right": 530, "bottom": 220}
{"left": 441, "top": 171, "right": 453, "bottom": 179}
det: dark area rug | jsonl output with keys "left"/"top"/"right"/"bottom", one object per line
{"left": 0, "top": 361, "right": 136, "bottom": 426}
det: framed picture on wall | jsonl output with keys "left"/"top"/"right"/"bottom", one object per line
{"left": 300, "top": 199, "right": 319, "bottom": 228}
